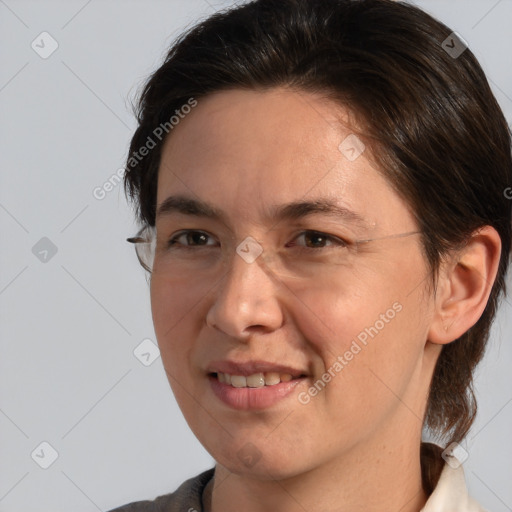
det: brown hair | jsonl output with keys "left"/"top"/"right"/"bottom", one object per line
{"left": 124, "top": 0, "right": 511, "bottom": 462}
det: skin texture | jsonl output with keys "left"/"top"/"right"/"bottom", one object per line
{"left": 150, "top": 87, "right": 501, "bottom": 512}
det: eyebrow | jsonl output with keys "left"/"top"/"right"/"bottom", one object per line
{"left": 156, "top": 194, "right": 367, "bottom": 227}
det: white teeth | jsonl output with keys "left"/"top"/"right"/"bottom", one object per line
{"left": 231, "top": 375, "right": 247, "bottom": 388}
{"left": 246, "top": 373, "right": 265, "bottom": 388}
{"left": 216, "top": 371, "right": 297, "bottom": 387}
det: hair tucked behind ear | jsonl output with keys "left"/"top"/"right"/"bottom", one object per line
{"left": 420, "top": 442, "right": 445, "bottom": 495}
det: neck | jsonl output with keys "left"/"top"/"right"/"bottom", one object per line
{"left": 210, "top": 433, "right": 429, "bottom": 512}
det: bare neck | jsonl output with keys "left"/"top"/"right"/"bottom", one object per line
{"left": 209, "top": 436, "right": 430, "bottom": 512}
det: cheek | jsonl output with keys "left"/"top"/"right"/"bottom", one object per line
{"left": 150, "top": 276, "right": 204, "bottom": 373}
{"left": 288, "top": 265, "right": 398, "bottom": 358}
{"left": 150, "top": 277, "right": 207, "bottom": 425}
{"left": 294, "top": 258, "right": 430, "bottom": 408}
{"left": 150, "top": 273, "right": 211, "bottom": 332}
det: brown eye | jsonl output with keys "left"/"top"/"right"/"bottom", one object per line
{"left": 289, "top": 230, "right": 348, "bottom": 250}
{"left": 168, "top": 230, "right": 218, "bottom": 248}
{"left": 304, "top": 231, "right": 328, "bottom": 248}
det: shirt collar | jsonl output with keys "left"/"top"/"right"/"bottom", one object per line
{"left": 421, "top": 453, "right": 487, "bottom": 511}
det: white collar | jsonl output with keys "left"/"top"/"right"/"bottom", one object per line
{"left": 421, "top": 458, "right": 487, "bottom": 511}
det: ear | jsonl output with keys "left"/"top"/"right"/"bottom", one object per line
{"left": 428, "top": 226, "right": 502, "bottom": 345}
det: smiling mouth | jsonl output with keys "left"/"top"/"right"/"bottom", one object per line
{"left": 210, "top": 372, "right": 307, "bottom": 388}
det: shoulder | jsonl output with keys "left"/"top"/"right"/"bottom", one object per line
{"left": 107, "top": 467, "right": 215, "bottom": 512}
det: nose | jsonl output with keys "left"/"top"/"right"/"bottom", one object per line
{"left": 205, "top": 244, "right": 284, "bottom": 339}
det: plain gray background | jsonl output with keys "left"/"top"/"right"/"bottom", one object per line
{"left": 0, "top": 1, "right": 511, "bottom": 511}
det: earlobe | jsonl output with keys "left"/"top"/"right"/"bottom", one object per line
{"left": 428, "top": 226, "right": 501, "bottom": 345}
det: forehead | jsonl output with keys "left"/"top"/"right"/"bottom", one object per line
{"left": 159, "top": 87, "right": 358, "bottom": 176}
{"left": 156, "top": 87, "right": 413, "bottom": 232}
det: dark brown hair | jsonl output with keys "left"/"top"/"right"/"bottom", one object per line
{"left": 124, "top": 0, "right": 511, "bottom": 467}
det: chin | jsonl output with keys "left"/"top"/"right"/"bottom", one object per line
{"left": 211, "top": 441, "right": 312, "bottom": 481}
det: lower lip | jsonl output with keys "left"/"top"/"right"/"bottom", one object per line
{"left": 208, "top": 374, "right": 306, "bottom": 410}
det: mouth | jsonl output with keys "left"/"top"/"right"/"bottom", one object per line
{"left": 206, "top": 360, "right": 310, "bottom": 410}
{"left": 209, "top": 371, "right": 307, "bottom": 388}
{"left": 207, "top": 362, "right": 310, "bottom": 410}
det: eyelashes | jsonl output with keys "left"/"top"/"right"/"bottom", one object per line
{"left": 285, "top": 230, "right": 349, "bottom": 250}
{"left": 166, "top": 229, "right": 350, "bottom": 252}
{"left": 167, "top": 230, "right": 216, "bottom": 249}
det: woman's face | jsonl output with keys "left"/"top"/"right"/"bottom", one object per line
{"left": 151, "top": 87, "right": 438, "bottom": 478}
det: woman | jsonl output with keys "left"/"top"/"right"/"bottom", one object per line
{"left": 112, "top": 0, "right": 511, "bottom": 510}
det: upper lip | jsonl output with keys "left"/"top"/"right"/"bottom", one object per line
{"left": 207, "top": 360, "right": 308, "bottom": 378}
